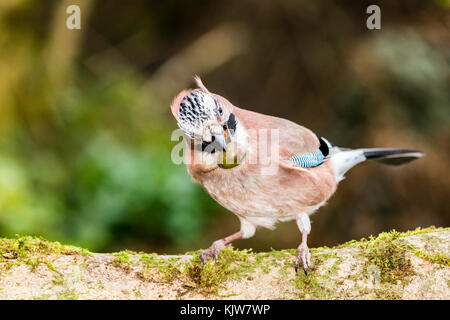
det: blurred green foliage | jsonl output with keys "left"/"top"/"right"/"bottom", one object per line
{"left": 0, "top": 0, "right": 448, "bottom": 253}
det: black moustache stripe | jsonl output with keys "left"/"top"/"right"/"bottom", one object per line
{"left": 227, "top": 113, "right": 237, "bottom": 131}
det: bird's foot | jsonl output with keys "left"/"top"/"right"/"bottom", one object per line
{"left": 295, "top": 243, "right": 314, "bottom": 275}
{"left": 200, "top": 239, "right": 230, "bottom": 267}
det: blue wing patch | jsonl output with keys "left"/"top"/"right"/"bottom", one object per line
{"left": 290, "top": 149, "right": 324, "bottom": 168}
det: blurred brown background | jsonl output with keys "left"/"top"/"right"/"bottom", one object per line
{"left": 0, "top": 0, "right": 448, "bottom": 254}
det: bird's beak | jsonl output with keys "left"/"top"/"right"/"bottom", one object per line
{"left": 213, "top": 133, "right": 227, "bottom": 152}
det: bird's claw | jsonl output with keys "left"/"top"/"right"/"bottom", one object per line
{"left": 295, "top": 244, "right": 313, "bottom": 275}
{"left": 200, "top": 239, "right": 230, "bottom": 267}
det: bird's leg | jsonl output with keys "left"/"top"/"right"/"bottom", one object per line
{"left": 295, "top": 213, "right": 314, "bottom": 274}
{"left": 295, "top": 230, "right": 313, "bottom": 274}
{"left": 200, "top": 231, "right": 243, "bottom": 267}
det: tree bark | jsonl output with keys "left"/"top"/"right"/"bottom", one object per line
{"left": 0, "top": 227, "right": 448, "bottom": 300}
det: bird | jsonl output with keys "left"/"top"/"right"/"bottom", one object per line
{"left": 170, "top": 76, "right": 423, "bottom": 274}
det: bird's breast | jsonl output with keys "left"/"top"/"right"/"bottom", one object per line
{"left": 194, "top": 163, "right": 331, "bottom": 219}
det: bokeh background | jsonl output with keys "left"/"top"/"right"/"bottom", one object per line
{"left": 0, "top": 0, "right": 448, "bottom": 254}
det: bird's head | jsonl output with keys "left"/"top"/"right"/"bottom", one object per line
{"left": 171, "top": 77, "right": 246, "bottom": 168}
{"left": 177, "top": 89, "right": 233, "bottom": 150}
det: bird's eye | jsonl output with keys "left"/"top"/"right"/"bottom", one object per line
{"left": 218, "top": 106, "right": 223, "bottom": 115}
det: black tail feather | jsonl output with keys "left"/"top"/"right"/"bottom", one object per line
{"left": 363, "top": 149, "right": 423, "bottom": 165}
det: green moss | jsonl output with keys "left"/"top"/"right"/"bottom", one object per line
{"left": 289, "top": 248, "right": 345, "bottom": 300}
{"left": 33, "top": 293, "right": 52, "bottom": 300}
{"left": 413, "top": 250, "right": 450, "bottom": 266}
{"left": 133, "top": 289, "right": 142, "bottom": 298}
{"left": 327, "top": 226, "right": 448, "bottom": 299}
{"left": 316, "top": 251, "right": 342, "bottom": 278}
{"left": 293, "top": 273, "right": 331, "bottom": 299}
{"left": 112, "top": 251, "right": 132, "bottom": 271}
{"left": 45, "top": 261, "right": 62, "bottom": 275}
{"left": 182, "top": 248, "right": 296, "bottom": 295}
{"left": 255, "top": 255, "right": 271, "bottom": 274}
{"left": 0, "top": 235, "right": 91, "bottom": 273}
{"left": 397, "top": 226, "right": 449, "bottom": 237}
{"left": 184, "top": 248, "right": 256, "bottom": 294}
{"left": 139, "top": 253, "right": 182, "bottom": 282}
{"left": 267, "top": 248, "right": 296, "bottom": 257}
{"left": 138, "top": 247, "right": 281, "bottom": 295}
{"left": 337, "top": 226, "right": 447, "bottom": 249}
{"left": 356, "top": 230, "right": 415, "bottom": 284}
{"left": 96, "top": 281, "right": 105, "bottom": 290}
{"left": 290, "top": 227, "right": 449, "bottom": 300}
{"left": 52, "top": 275, "right": 64, "bottom": 286}
{"left": 57, "top": 288, "right": 78, "bottom": 300}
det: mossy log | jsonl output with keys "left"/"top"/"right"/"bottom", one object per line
{"left": 0, "top": 226, "right": 448, "bottom": 300}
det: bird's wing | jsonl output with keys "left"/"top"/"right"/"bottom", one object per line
{"left": 233, "top": 107, "right": 321, "bottom": 161}
{"left": 290, "top": 150, "right": 324, "bottom": 168}
{"left": 234, "top": 107, "right": 338, "bottom": 205}
{"left": 288, "top": 135, "right": 335, "bottom": 167}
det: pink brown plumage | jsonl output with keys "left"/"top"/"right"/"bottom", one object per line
{"left": 170, "top": 77, "right": 423, "bottom": 273}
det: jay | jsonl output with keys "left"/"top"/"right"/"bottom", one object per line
{"left": 170, "top": 77, "right": 423, "bottom": 274}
